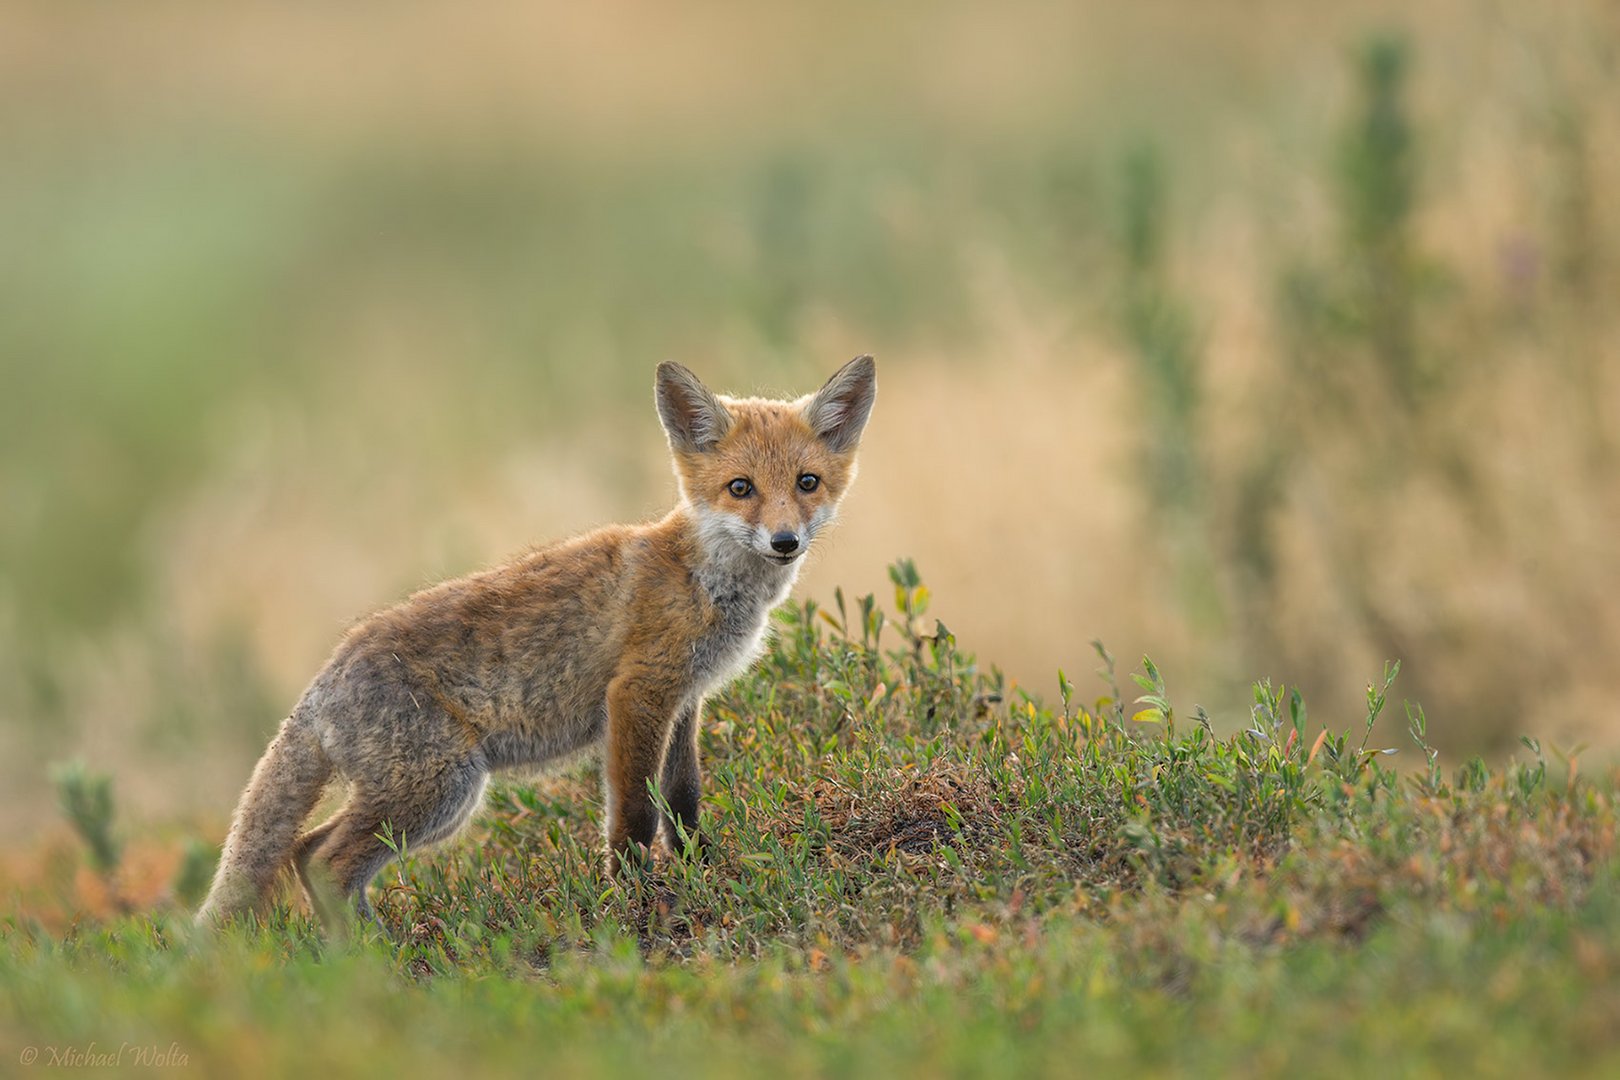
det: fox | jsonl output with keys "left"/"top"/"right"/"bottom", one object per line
{"left": 196, "top": 355, "right": 876, "bottom": 926}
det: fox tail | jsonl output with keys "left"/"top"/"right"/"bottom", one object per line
{"left": 196, "top": 713, "right": 332, "bottom": 926}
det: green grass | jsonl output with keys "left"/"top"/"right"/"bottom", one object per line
{"left": 5, "top": 567, "right": 1617, "bottom": 1077}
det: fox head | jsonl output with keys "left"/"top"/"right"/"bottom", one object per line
{"left": 655, "top": 355, "right": 876, "bottom": 569}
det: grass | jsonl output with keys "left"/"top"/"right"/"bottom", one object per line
{"left": 4, "top": 567, "right": 1617, "bottom": 1076}
{"left": 3, "top": 5, "right": 1619, "bottom": 1070}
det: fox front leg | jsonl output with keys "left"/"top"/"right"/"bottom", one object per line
{"left": 603, "top": 674, "right": 677, "bottom": 878}
{"left": 659, "top": 701, "right": 709, "bottom": 861}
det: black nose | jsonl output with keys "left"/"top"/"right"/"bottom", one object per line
{"left": 770, "top": 532, "right": 800, "bottom": 554}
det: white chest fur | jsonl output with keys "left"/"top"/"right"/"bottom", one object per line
{"left": 688, "top": 548, "right": 797, "bottom": 699}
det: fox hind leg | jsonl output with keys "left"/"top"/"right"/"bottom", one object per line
{"left": 292, "top": 815, "right": 342, "bottom": 909}
{"left": 301, "top": 761, "right": 489, "bottom": 925}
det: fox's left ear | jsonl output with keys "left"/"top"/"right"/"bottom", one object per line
{"left": 804, "top": 355, "right": 876, "bottom": 452}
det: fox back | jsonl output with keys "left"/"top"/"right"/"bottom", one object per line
{"left": 197, "top": 356, "right": 876, "bottom": 926}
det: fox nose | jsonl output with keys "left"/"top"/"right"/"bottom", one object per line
{"left": 770, "top": 531, "right": 801, "bottom": 554}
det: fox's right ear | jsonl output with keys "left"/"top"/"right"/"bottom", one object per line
{"left": 656, "top": 362, "right": 732, "bottom": 453}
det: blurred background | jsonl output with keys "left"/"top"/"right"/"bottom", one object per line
{"left": 2, "top": 1, "right": 1617, "bottom": 836}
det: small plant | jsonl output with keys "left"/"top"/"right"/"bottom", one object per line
{"left": 172, "top": 838, "right": 217, "bottom": 909}
{"left": 1406, "top": 699, "right": 1442, "bottom": 795}
{"left": 51, "top": 760, "right": 121, "bottom": 875}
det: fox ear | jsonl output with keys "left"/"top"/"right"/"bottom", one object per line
{"left": 804, "top": 355, "right": 876, "bottom": 452}
{"left": 656, "top": 362, "right": 732, "bottom": 453}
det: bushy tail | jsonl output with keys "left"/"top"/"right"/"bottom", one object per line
{"left": 196, "top": 713, "right": 332, "bottom": 926}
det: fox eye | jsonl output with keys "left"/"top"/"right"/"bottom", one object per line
{"left": 797, "top": 473, "right": 820, "bottom": 493}
{"left": 728, "top": 478, "right": 753, "bottom": 498}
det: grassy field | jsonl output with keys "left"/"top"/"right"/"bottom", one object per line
{"left": 3, "top": 2, "right": 1620, "bottom": 837}
{"left": 4, "top": 571, "right": 1617, "bottom": 1076}
{"left": 4, "top": 3, "right": 1620, "bottom": 1073}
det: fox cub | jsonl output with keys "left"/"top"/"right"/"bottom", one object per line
{"left": 197, "top": 356, "right": 876, "bottom": 925}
